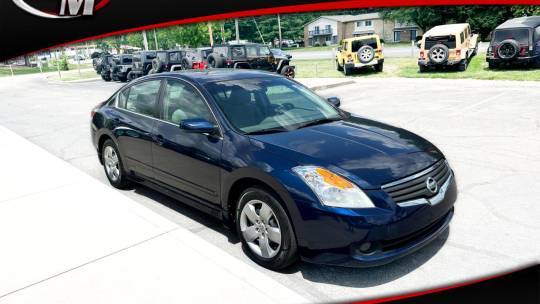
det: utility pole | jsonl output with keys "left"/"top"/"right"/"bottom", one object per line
{"left": 252, "top": 17, "right": 265, "bottom": 44}
{"left": 277, "top": 14, "right": 282, "bottom": 48}
{"left": 220, "top": 23, "right": 225, "bottom": 43}
{"left": 235, "top": 18, "right": 240, "bottom": 43}
{"left": 142, "top": 30, "right": 149, "bottom": 50}
{"left": 207, "top": 22, "right": 214, "bottom": 46}
{"left": 153, "top": 29, "right": 159, "bottom": 49}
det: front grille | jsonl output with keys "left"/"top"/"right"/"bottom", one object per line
{"left": 382, "top": 159, "right": 451, "bottom": 203}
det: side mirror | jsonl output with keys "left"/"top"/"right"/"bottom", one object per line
{"left": 415, "top": 35, "right": 423, "bottom": 42}
{"left": 337, "top": 46, "right": 342, "bottom": 52}
{"left": 179, "top": 118, "right": 217, "bottom": 134}
{"left": 327, "top": 97, "right": 341, "bottom": 108}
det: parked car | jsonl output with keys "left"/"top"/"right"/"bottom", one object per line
{"left": 181, "top": 47, "right": 212, "bottom": 70}
{"left": 91, "top": 70, "right": 456, "bottom": 270}
{"left": 93, "top": 52, "right": 110, "bottom": 74}
{"left": 98, "top": 54, "right": 115, "bottom": 81}
{"left": 110, "top": 54, "right": 133, "bottom": 82}
{"left": 149, "top": 50, "right": 186, "bottom": 74}
{"left": 271, "top": 48, "right": 292, "bottom": 60}
{"left": 336, "top": 34, "right": 384, "bottom": 75}
{"left": 127, "top": 51, "right": 156, "bottom": 81}
{"left": 418, "top": 23, "right": 479, "bottom": 72}
{"left": 207, "top": 43, "right": 295, "bottom": 77}
{"left": 486, "top": 16, "right": 540, "bottom": 69}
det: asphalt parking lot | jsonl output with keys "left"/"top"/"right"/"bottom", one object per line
{"left": 1, "top": 73, "right": 539, "bottom": 302}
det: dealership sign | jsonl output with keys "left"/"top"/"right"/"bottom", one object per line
{"left": 12, "top": 0, "right": 108, "bottom": 18}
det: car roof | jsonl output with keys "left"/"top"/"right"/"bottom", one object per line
{"left": 342, "top": 34, "right": 379, "bottom": 42}
{"left": 425, "top": 23, "right": 470, "bottom": 36}
{"left": 496, "top": 16, "right": 540, "bottom": 30}
{"left": 147, "top": 69, "right": 281, "bottom": 84}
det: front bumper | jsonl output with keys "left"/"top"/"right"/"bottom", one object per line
{"left": 298, "top": 173, "right": 457, "bottom": 267}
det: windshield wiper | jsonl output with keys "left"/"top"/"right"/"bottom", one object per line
{"left": 296, "top": 117, "right": 341, "bottom": 129}
{"left": 245, "top": 127, "right": 289, "bottom": 135}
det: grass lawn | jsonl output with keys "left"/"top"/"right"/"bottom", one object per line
{"left": 293, "top": 54, "right": 540, "bottom": 81}
{"left": 0, "top": 63, "right": 92, "bottom": 77}
{"left": 47, "top": 69, "right": 99, "bottom": 82}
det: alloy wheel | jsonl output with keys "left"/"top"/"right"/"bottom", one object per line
{"left": 240, "top": 199, "right": 282, "bottom": 259}
{"left": 360, "top": 48, "right": 373, "bottom": 61}
{"left": 431, "top": 47, "right": 447, "bottom": 63}
{"left": 103, "top": 146, "right": 120, "bottom": 182}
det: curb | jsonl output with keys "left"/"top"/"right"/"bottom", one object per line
{"left": 310, "top": 80, "right": 355, "bottom": 91}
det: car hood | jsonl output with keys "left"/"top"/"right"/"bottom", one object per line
{"left": 250, "top": 116, "right": 443, "bottom": 189}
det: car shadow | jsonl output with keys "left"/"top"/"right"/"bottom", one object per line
{"left": 284, "top": 228, "right": 450, "bottom": 288}
{"left": 131, "top": 183, "right": 449, "bottom": 288}
{"left": 131, "top": 185, "right": 241, "bottom": 244}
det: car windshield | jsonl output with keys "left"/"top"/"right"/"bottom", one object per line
{"left": 206, "top": 77, "right": 341, "bottom": 134}
{"left": 493, "top": 29, "right": 530, "bottom": 44}
{"left": 352, "top": 38, "right": 378, "bottom": 51}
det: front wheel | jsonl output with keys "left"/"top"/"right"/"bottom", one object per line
{"left": 280, "top": 65, "right": 295, "bottom": 78}
{"left": 236, "top": 187, "right": 298, "bottom": 270}
{"left": 336, "top": 60, "right": 343, "bottom": 71}
{"left": 101, "top": 139, "right": 131, "bottom": 189}
{"left": 458, "top": 60, "right": 468, "bottom": 72}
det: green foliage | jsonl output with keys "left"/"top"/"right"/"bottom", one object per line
{"left": 51, "top": 55, "right": 69, "bottom": 71}
{"left": 511, "top": 6, "right": 540, "bottom": 16}
{"left": 155, "top": 23, "right": 210, "bottom": 49}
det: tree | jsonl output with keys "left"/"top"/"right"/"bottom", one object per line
{"left": 511, "top": 5, "right": 540, "bottom": 16}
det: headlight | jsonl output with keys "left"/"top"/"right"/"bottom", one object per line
{"left": 293, "top": 166, "right": 374, "bottom": 208}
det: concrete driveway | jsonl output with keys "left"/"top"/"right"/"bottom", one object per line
{"left": 0, "top": 73, "right": 538, "bottom": 302}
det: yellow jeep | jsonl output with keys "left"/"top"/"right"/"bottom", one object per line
{"left": 418, "top": 23, "right": 479, "bottom": 72}
{"left": 336, "top": 35, "right": 384, "bottom": 75}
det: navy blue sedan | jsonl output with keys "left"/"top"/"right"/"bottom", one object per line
{"left": 91, "top": 70, "right": 456, "bottom": 270}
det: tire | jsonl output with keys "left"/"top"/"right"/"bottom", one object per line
{"left": 428, "top": 44, "right": 449, "bottom": 64}
{"left": 126, "top": 71, "right": 136, "bottom": 81}
{"left": 534, "top": 58, "right": 540, "bottom": 69}
{"left": 336, "top": 60, "right": 343, "bottom": 71}
{"left": 151, "top": 58, "right": 164, "bottom": 73}
{"left": 375, "top": 62, "right": 384, "bottom": 72}
{"left": 344, "top": 64, "right": 353, "bottom": 76}
{"left": 357, "top": 45, "right": 375, "bottom": 64}
{"left": 488, "top": 61, "right": 498, "bottom": 70}
{"left": 101, "top": 139, "right": 131, "bottom": 189}
{"left": 236, "top": 187, "right": 298, "bottom": 270}
{"left": 497, "top": 39, "right": 519, "bottom": 60}
{"left": 458, "top": 60, "right": 468, "bottom": 72}
{"left": 101, "top": 72, "right": 111, "bottom": 82}
{"left": 419, "top": 65, "right": 428, "bottom": 73}
{"left": 280, "top": 65, "right": 295, "bottom": 78}
{"left": 207, "top": 53, "right": 224, "bottom": 68}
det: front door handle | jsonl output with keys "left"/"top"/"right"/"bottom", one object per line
{"left": 152, "top": 134, "right": 165, "bottom": 146}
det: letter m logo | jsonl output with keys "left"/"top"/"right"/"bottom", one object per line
{"left": 59, "top": 0, "right": 95, "bottom": 16}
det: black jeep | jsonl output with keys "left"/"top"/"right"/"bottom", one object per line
{"left": 487, "top": 16, "right": 540, "bottom": 69}
{"left": 206, "top": 43, "right": 295, "bottom": 77}
{"left": 110, "top": 54, "right": 133, "bottom": 82}
{"left": 93, "top": 52, "right": 110, "bottom": 75}
{"left": 98, "top": 54, "right": 115, "bottom": 81}
{"left": 149, "top": 50, "right": 187, "bottom": 74}
{"left": 127, "top": 51, "right": 157, "bottom": 80}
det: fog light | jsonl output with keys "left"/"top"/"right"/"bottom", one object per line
{"left": 359, "top": 242, "right": 372, "bottom": 253}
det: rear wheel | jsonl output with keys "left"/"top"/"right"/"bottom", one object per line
{"left": 101, "top": 139, "right": 131, "bottom": 189}
{"left": 458, "top": 60, "right": 468, "bottom": 72}
{"left": 488, "top": 61, "right": 498, "bottom": 70}
{"left": 336, "top": 60, "right": 343, "bottom": 71}
{"left": 236, "top": 187, "right": 298, "bottom": 270}
{"left": 344, "top": 64, "right": 353, "bottom": 76}
{"left": 375, "top": 62, "right": 384, "bottom": 72}
{"left": 419, "top": 65, "right": 428, "bottom": 73}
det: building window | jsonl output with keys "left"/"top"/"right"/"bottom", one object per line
{"left": 314, "top": 26, "right": 319, "bottom": 34}
{"left": 394, "top": 31, "right": 401, "bottom": 42}
{"left": 356, "top": 21, "right": 362, "bottom": 27}
{"left": 365, "top": 20, "right": 372, "bottom": 26}
{"left": 410, "top": 30, "right": 417, "bottom": 41}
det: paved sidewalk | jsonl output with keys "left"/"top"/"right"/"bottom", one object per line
{"left": 0, "top": 126, "right": 305, "bottom": 304}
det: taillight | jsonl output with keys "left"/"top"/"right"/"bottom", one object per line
{"left": 519, "top": 46, "right": 528, "bottom": 56}
{"left": 456, "top": 49, "right": 461, "bottom": 57}
{"left": 226, "top": 59, "right": 233, "bottom": 66}
{"left": 420, "top": 51, "right": 425, "bottom": 59}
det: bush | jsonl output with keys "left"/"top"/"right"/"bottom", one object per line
{"left": 51, "top": 56, "right": 69, "bottom": 71}
{"left": 314, "top": 42, "right": 321, "bottom": 47}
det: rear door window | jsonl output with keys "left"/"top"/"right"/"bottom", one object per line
{"left": 425, "top": 35, "right": 456, "bottom": 49}
{"left": 123, "top": 80, "right": 162, "bottom": 117}
{"left": 351, "top": 38, "right": 377, "bottom": 51}
{"left": 493, "top": 29, "right": 530, "bottom": 44}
